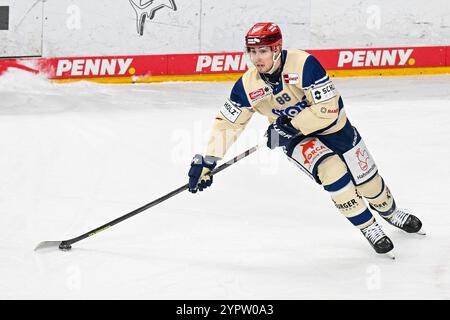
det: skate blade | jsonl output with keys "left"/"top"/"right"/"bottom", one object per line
{"left": 416, "top": 227, "right": 427, "bottom": 236}
{"left": 384, "top": 251, "right": 396, "bottom": 260}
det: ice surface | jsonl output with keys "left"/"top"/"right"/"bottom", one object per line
{"left": 0, "top": 69, "right": 449, "bottom": 299}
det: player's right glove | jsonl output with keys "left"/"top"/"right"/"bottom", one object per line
{"left": 266, "top": 115, "right": 302, "bottom": 149}
{"left": 188, "top": 154, "right": 217, "bottom": 193}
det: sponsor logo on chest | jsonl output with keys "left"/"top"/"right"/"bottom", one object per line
{"left": 249, "top": 86, "right": 271, "bottom": 102}
{"left": 283, "top": 73, "right": 299, "bottom": 84}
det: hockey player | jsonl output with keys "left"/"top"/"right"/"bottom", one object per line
{"left": 187, "top": 22, "right": 425, "bottom": 257}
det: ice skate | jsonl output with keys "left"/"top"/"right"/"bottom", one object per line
{"left": 361, "top": 221, "right": 395, "bottom": 258}
{"left": 384, "top": 208, "right": 426, "bottom": 235}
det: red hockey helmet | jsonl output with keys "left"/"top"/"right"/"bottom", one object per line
{"left": 245, "top": 22, "right": 282, "bottom": 49}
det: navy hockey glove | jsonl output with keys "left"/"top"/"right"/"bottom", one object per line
{"left": 188, "top": 154, "right": 217, "bottom": 193}
{"left": 266, "top": 115, "right": 301, "bottom": 149}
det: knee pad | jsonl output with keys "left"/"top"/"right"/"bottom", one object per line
{"left": 319, "top": 155, "right": 374, "bottom": 229}
{"left": 357, "top": 174, "right": 395, "bottom": 217}
{"left": 330, "top": 185, "right": 374, "bottom": 229}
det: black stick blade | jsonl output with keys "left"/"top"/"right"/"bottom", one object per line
{"left": 34, "top": 241, "right": 63, "bottom": 251}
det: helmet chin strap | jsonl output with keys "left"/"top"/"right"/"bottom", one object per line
{"left": 265, "top": 48, "right": 282, "bottom": 74}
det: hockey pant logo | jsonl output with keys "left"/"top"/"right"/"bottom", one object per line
{"left": 286, "top": 136, "right": 378, "bottom": 186}
{"left": 343, "top": 139, "right": 377, "bottom": 185}
{"left": 287, "top": 138, "right": 334, "bottom": 180}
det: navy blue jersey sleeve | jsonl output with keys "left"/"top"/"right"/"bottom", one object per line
{"left": 302, "top": 55, "right": 330, "bottom": 89}
{"left": 229, "top": 77, "right": 251, "bottom": 108}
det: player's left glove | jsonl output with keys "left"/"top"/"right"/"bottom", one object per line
{"left": 188, "top": 154, "right": 217, "bottom": 193}
{"left": 266, "top": 115, "right": 301, "bottom": 149}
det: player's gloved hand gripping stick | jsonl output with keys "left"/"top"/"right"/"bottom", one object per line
{"left": 266, "top": 115, "right": 302, "bottom": 149}
{"left": 34, "top": 143, "right": 263, "bottom": 252}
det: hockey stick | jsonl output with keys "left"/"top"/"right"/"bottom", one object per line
{"left": 34, "top": 144, "right": 262, "bottom": 252}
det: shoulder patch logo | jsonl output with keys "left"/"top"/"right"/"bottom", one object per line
{"left": 312, "top": 82, "right": 337, "bottom": 104}
{"left": 220, "top": 99, "right": 242, "bottom": 123}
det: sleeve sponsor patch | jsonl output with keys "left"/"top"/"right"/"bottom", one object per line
{"left": 311, "top": 81, "right": 337, "bottom": 104}
{"left": 220, "top": 98, "right": 242, "bottom": 123}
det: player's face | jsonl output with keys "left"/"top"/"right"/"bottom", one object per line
{"left": 247, "top": 46, "right": 275, "bottom": 73}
